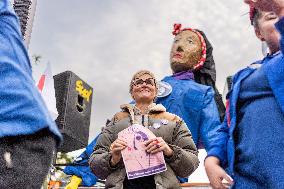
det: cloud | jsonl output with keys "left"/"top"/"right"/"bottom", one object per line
{"left": 29, "top": 0, "right": 263, "bottom": 140}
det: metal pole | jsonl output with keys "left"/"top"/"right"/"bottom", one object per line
{"left": 13, "top": 0, "right": 37, "bottom": 48}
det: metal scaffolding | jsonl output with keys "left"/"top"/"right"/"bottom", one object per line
{"left": 13, "top": 0, "right": 37, "bottom": 48}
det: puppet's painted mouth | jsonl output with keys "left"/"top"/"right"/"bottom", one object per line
{"left": 173, "top": 53, "right": 183, "bottom": 59}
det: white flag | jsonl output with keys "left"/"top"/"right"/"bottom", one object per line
{"left": 37, "top": 62, "right": 58, "bottom": 120}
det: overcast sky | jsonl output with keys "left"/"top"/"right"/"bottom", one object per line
{"left": 29, "top": 0, "right": 263, "bottom": 140}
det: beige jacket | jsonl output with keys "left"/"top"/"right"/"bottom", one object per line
{"left": 89, "top": 104, "right": 199, "bottom": 189}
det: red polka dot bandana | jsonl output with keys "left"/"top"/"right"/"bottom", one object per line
{"left": 172, "top": 23, "right": 207, "bottom": 70}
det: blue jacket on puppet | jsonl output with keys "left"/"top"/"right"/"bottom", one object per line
{"left": 156, "top": 76, "right": 221, "bottom": 151}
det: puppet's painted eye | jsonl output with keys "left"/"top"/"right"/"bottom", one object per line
{"left": 188, "top": 39, "right": 193, "bottom": 44}
{"left": 136, "top": 135, "right": 141, "bottom": 140}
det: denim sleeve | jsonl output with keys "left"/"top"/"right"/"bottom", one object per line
{"left": 205, "top": 114, "right": 229, "bottom": 167}
{"left": 200, "top": 87, "right": 229, "bottom": 166}
{"left": 275, "top": 17, "right": 284, "bottom": 54}
{"left": 0, "top": 0, "right": 62, "bottom": 141}
{"left": 0, "top": 0, "right": 23, "bottom": 42}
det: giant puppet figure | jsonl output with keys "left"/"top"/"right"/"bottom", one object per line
{"left": 156, "top": 24, "right": 225, "bottom": 183}
{"left": 64, "top": 24, "right": 224, "bottom": 188}
{"left": 157, "top": 24, "right": 224, "bottom": 148}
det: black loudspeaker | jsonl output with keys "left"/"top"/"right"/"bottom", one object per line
{"left": 54, "top": 71, "right": 93, "bottom": 152}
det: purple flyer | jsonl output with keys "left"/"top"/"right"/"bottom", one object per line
{"left": 118, "top": 124, "right": 167, "bottom": 180}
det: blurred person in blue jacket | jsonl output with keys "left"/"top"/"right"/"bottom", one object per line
{"left": 64, "top": 25, "right": 225, "bottom": 187}
{"left": 205, "top": 0, "right": 284, "bottom": 188}
{"left": 0, "top": 0, "right": 62, "bottom": 188}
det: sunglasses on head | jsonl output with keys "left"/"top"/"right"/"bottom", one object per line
{"left": 133, "top": 78, "right": 155, "bottom": 86}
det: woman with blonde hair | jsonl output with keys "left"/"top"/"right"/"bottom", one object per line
{"left": 89, "top": 70, "right": 199, "bottom": 189}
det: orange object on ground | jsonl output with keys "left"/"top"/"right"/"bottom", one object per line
{"left": 48, "top": 180, "right": 61, "bottom": 189}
